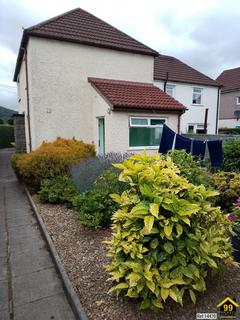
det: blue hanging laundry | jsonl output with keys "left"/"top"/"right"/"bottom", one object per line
{"left": 158, "top": 124, "right": 175, "bottom": 154}
{"left": 175, "top": 134, "right": 192, "bottom": 153}
{"left": 192, "top": 140, "right": 206, "bottom": 159}
{"left": 208, "top": 140, "right": 222, "bottom": 167}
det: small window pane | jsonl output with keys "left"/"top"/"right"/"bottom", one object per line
{"left": 192, "top": 88, "right": 202, "bottom": 104}
{"left": 150, "top": 119, "right": 165, "bottom": 126}
{"left": 188, "top": 125, "right": 194, "bottom": 133}
{"left": 131, "top": 118, "right": 148, "bottom": 125}
{"left": 193, "top": 88, "right": 201, "bottom": 93}
{"left": 129, "top": 127, "right": 162, "bottom": 147}
{"left": 166, "top": 85, "right": 174, "bottom": 97}
{"left": 237, "top": 97, "right": 240, "bottom": 105}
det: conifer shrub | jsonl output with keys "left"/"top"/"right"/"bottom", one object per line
{"left": 13, "top": 137, "right": 95, "bottom": 187}
{"left": 105, "top": 153, "right": 233, "bottom": 310}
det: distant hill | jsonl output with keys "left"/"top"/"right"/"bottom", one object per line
{"left": 0, "top": 106, "right": 17, "bottom": 119}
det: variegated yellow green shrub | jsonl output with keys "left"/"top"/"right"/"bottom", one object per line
{"left": 105, "top": 152, "right": 233, "bottom": 310}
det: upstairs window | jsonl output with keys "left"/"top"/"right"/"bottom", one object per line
{"left": 236, "top": 96, "right": 240, "bottom": 105}
{"left": 192, "top": 87, "right": 202, "bottom": 105}
{"left": 166, "top": 85, "right": 175, "bottom": 97}
{"left": 129, "top": 117, "right": 166, "bottom": 148}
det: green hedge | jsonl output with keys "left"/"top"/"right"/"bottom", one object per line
{"left": 218, "top": 127, "right": 240, "bottom": 135}
{"left": 0, "top": 125, "right": 14, "bottom": 148}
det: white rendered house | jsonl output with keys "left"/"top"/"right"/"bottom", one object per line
{"left": 154, "top": 55, "right": 220, "bottom": 134}
{"left": 14, "top": 8, "right": 185, "bottom": 154}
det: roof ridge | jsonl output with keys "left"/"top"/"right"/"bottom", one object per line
{"left": 88, "top": 77, "right": 154, "bottom": 87}
{"left": 220, "top": 66, "right": 240, "bottom": 73}
{"left": 27, "top": 8, "right": 80, "bottom": 31}
{"left": 26, "top": 7, "right": 157, "bottom": 56}
{"left": 154, "top": 54, "right": 218, "bottom": 86}
{"left": 74, "top": 9, "right": 158, "bottom": 55}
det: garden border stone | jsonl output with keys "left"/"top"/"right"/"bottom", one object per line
{"left": 25, "top": 187, "right": 88, "bottom": 320}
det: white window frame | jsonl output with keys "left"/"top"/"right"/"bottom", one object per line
{"left": 166, "top": 84, "right": 175, "bottom": 97}
{"left": 192, "top": 87, "right": 203, "bottom": 105}
{"left": 187, "top": 123, "right": 207, "bottom": 134}
{"left": 129, "top": 116, "right": 167, "bottom": 150}
{"left": 236, "top": 96, "right": 240, "bottom": 105}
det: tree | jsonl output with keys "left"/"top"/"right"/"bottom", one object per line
{"left": 7, "top": 118, "right": 14, "bottom": 125}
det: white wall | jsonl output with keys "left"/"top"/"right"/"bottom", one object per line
{"left": 24, "top": 37, "right": 154, "bottom": 150}
{"left": 219, "top": 118, "right": 240, "bottom": 128}
{"left": 91, "top": 87, "right": 179, "bottom": 154}
{"left": 17, "top": 56, "right": 32, "bottom": 151}
{"left": 154, "top": 80, "right": 219, "bottom": 134}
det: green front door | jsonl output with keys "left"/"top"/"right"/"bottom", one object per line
{"left": 98, "top": 118, "right": 105, "bottom": 155}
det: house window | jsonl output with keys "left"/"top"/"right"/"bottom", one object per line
{"left": 129, "top": 117, "right": 166, "bottom": 148}
{"left": 166, "top": 85, "right": 175, "bottom": 97}
{"left": 187, "top": 124, "right": 206, "bottom": 134}
{"left": 192, "top": 87, "right": 202, "bottom": 105}
{"left": 236, "top": 96, "right": 240, "bottom": 105}
{"left": 188, "top": 125, "right": 194, "bottom": 133}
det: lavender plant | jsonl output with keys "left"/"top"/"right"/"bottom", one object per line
{"left": 70, "top": 152, "right": 132, "bottom": 192}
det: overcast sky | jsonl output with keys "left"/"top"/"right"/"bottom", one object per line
{"left": 1, "top": 0, "right": 240, "bottom": 110}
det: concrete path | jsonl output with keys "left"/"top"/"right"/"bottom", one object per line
{"left": 0, "top": 149, "right": 75, "bottom": 320}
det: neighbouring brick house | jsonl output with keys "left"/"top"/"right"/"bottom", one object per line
{"left": 154, "top": 54, "right": 220, "bottom": 134}
{"left": 217, "top": 67, "right": 240, "bottom": 128}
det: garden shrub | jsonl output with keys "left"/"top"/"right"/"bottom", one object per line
{"left": 72, "top": 188, "right": 119, "bottom": 228}
{"left": 13, "top": 137, "right": 95, "bottom": 187}
{"left": 168, "top": 150, "right": 214, "bottom": 189}
{"left": 222, "top": 139, "right": 240, "bottom": 172}
{"left": 106, "top": 153, "right": 233, "bottom": 310}
{"left": 38, "top": 176, "right": 78, "bottom": 204}
{"left": 72, "top": 168, "right": 128, "bottom": 228}
{"left": 218, "top": 127, "right": 240, "bottom": 135}
{"left": 71, "top": 152, "right": 131, "bottom": 192}
{"left": 213, "top": 171, "right": 240, "bottom": 212}
{"left": 0, "top": 124, "right": 14, "bottom": 148}
{"left": 11, "top": 152, "right": 23, "bottom": 171}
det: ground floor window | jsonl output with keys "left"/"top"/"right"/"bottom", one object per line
{"left": 188, "top": 123, "right": 206, "bottom": 134}
{"left": 129, "top": 117, "right": 166, "bottom": 148}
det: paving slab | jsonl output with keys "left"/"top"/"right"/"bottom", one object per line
{"left": 0, "top": 280, "right": 9, "bottom": 311}
{"left": 10, "top": 236, "right": 46, "bottom": 256}
{"left": 0, "top": 309, "right": 10, "bottom": 320}
{"left": 14, "top": 294, "right": 75, "bottom": 320}
{"left": 8, "top": 223, "right": 39, "bottom": 241}
{"left": 10, "top": 246, "right": 54, "bottom": 277}
{"left": 13, "top": 268, "right": 63, "bottom": 306}
{"left": 0, "top": 257, "right": 7, "bottom": 280}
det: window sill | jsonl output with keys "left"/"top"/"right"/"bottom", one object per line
{"left": 191, "top": 104, "right": 203, "bottom": 106}
{"left": 128, "top": 146, "right": 159, "bottom": 150}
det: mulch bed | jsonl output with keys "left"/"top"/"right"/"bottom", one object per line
{"left": 34, "top": 197, "right": 240, "bottom": 320}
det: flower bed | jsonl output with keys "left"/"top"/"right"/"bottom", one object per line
{"left": 35, "top": 198, "right": 240, "bottom": 320}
